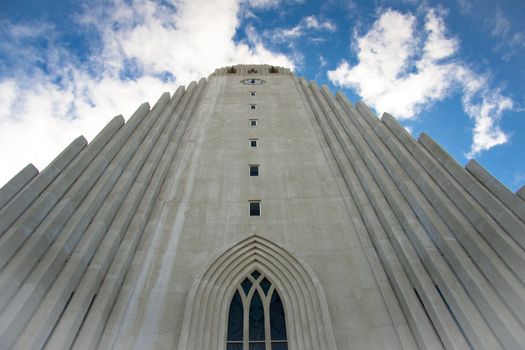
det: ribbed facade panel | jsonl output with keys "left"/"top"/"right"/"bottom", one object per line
{"left": 0, "top": 65, "right": 523, "bottom": 349}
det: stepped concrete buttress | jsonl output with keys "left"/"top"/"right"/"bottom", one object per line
{"left": 0, "top": 64, "right": 524, "bottom": 350}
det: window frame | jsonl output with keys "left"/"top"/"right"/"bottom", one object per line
{"left": 250, "top": 119, "right": 258, "bottom": 127}
{"left": 249, "top": 201, "right": 261, "bottom": 216}
{"left": 249, "top": 139, "right": 258, "bottom": 148}
{"left": 250, "top": 104, "right": 257, "bottom": 110}
{"left": 249, "top": 164, "right": 259, "bottom": 177}
{"left": 226, "top": 271, "right": 288, "bottom": 350}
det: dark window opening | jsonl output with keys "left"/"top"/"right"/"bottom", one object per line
{"left": 250, "top": 104, "right": 257, "bottom": 110}
{"left": 250, "top": 119, "right": 257, "bottom": 127}
{"left": 249, "top": 291, "right": 265, "bottom": 341}
{"left": 227, "top": 275, "right": 287, "bottom": 349}
{"left": 269, "top": 66, "right": 279, "bottom": 73}
{"left": 250, "top": 91, "right": 256, "bottom": 96}
{"left": 250, "top": 165, "right": 259, "bottom": 176}
{"left": 270, "top": 291, "right": 287, "bottom": 340}
{"left": 250, "top": 202, "right": 261, "bottom": 216}
{"left": 250, "top": 139, "right": 258, "bottom": 148}
{"left": 227, "top": 290, "right": 244, "bottom": 341}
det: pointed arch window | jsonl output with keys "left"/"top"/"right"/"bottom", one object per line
{"left": 227, "top": 270, "right": 288, "bottom": 350}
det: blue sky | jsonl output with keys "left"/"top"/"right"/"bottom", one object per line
{"left": 0, "top": 0, "right": 524, "bottom": 191}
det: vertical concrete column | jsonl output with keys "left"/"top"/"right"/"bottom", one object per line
{"left": 419, "top": 134, "right": 525, "bottom": 250}
{"left": 0, "top": 136, "right": 86, "bottom": 237}
{"left": 294, "top": 78, "right": 419, "bottom": 350}
{"left": 375, "top": 112, "right": 525, "bottom": 339}
{"left": 337, "top": 94, "right": 524, "bottom": 349}
{"left": 11, "top": 92, "right": 176, "bottom": 350}
{"left": 0, "top": 115, "right": 124, "bottom": 314}
{"left": 0, "top": 164, "right": 38, "bottom": 210}
{"left": 47, "top": 82, "right": 205, "bottom": 350}
{"left": 0, "top": 103, "right": 148, "bottom": 313}
{"left": 0, "top": 94, "right": 168, "bottom": 349}
{"left": 466, "top": 160, "right": 525, "bottom": 222}
{"left": 518, "top": 185, "right": 525, "bottom": 201}
{"left": 73, "top": 83, "right": 202, "bottom": 349}
{"left": 316, "top": 86, "right": 483, "bottom": 350}
{"left": 415, "top": 133, "right": 525, "bottom": 284}
{"left": 0, "top": 115, "right": 125, "bottom": 274}
{"left": 298, "top": 78, "right": 441, "bottom": 350}
{"left": 423, "top": 142, "right": 525, "bottom": 226}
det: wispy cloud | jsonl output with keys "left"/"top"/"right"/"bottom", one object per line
{"left": 455, "top": 0, "right": 473, "bottom": 14}
{"left": 319, "top": 55, "right": 328, "bottom": 68}
{"left": 269, "top": 15, "right": 336, "bottom": 42}
{"left": 247, "top": 0, "right": 304, "bottom": 9}
{"left": 490, "top": 7, "right": 511, "bottom": 37}
{"left": 513, "top": 172, "right": 525, "bottom": 188}
{"left": 487, "top": 6, "right": 525, "bottom": 61}
{"left": 327, "top": 8, "right": 514, "bottom": 158}
{"left": 0, "top": 0, "right": 295, "bottom": 187}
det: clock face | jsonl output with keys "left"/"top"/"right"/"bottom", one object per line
{"left": 241, "top": 78, "right": 266, "bottom": 85}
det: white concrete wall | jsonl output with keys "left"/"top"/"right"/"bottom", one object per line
{"left": 0, "top": 65, "right": 523, "bottom": 349}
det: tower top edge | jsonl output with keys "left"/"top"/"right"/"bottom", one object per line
{"left": 210, "top": 64, "right": 293, "bottom": 76}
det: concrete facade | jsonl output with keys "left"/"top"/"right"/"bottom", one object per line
{"left": 0, "top": 64, "right": 524, "bottom": 349}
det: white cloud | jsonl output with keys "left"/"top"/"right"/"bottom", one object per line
{"left": 246, "top": 0, "right": 303, "bottom": 8}
{"left": 319, "top": 55, "right": 328, "bottom": 68}
{"left": 328, "top": 8, "right": 514, "bottom": 158}
{"left": 304, "top": 15, "right": 336, "bottom": 31}
{"left": 271, "top": 15, "right": 336, "bottom": 42}
{"left": 460, "top": 69, "right": 513, "bottom": 157}
{"left": 247, "top": 0, "right": 280, "bottom": 8}
{"left": 0, "top": 0, "right": 295, "bottom": 187}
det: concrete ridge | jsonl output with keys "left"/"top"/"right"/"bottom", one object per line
{"left": 0, "top": 69, "right": 522, "bottom": 350}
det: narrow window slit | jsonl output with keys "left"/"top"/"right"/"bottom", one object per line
{"left": 250, "top": 165, "right": 259, "bottom": 176}
{"left": 250, "top": 201, "right": 261, "bottom": 216}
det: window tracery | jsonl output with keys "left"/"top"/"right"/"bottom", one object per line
{"left": 227, "top": 270, "right": 288, "bottom": 350}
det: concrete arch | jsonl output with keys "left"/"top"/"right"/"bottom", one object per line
{"left": 178, "top": 235, "right": 337, "bottom": 350}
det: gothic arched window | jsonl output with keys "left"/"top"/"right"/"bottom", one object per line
{"left": 227, "top": 270, "right": 288, "bottom": 350}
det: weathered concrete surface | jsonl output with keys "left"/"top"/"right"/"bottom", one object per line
{"left": 0, "top": 164, "right": 38, "bottom": 211}
{"left": 0, "top": 65, "right": 523, "bottom": 350}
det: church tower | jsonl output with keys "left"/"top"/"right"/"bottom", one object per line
{"left": 0, "top": 64, "right": 524, "bottom": 349}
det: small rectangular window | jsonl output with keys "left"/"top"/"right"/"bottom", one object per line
{"left": 249, "top": 139, "right": 258, "bottom": 148}
{"left": 249, "top": 201, "right": 261, "bottom": 216}
{"left": 250, "top": 91, "right": 256, "bottom": 96}
{"left": 249, "top": 165, "right": 259, "bottom": 176}
{"left": 250, "top": 119, "right": 257, "bottom": 127}
{"left": 250, "top": 104, "right": 257, "bottom": 110}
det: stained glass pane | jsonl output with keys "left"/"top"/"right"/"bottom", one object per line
{"left": 249, "top": 291, "right": 265, "bottom": 341}
{"left": 251, "top": 270, "right": 261, "bottom": 279}
{"left": 271, "top": 343, "right": 288, "bottom": 350}
{"left": 227, "top": 291, "right": 243, "bottom": 341}
{"left": 241, "top": 278, "right": 253, "bottom": 295}
{"left": 260, "top": 277, "right": 271, "bottom": 295}
{"left": 227, "top": 343, "right": 243, "bottom": 350}
{"left": 270, "top": 291, "right": 287, "bottom": 340}
{"left": 249, "top": 343, "right": 265, "bottom": 350}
